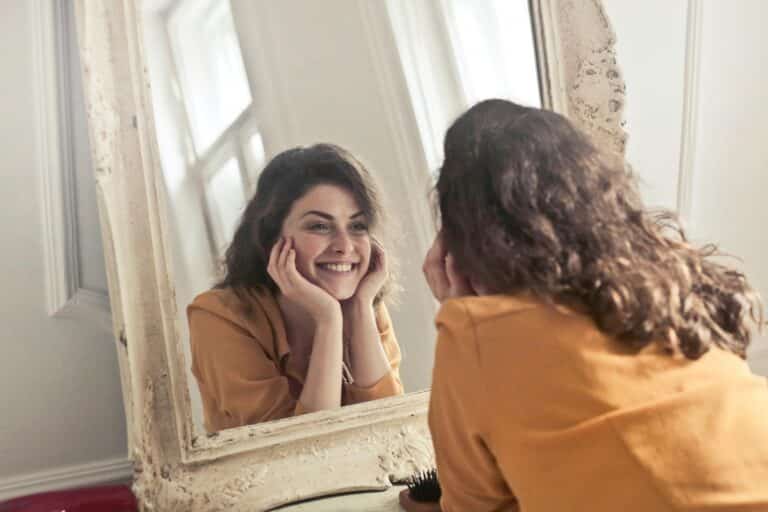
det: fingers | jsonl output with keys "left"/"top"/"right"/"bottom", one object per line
{"left": 278, "top": 236, "right": 291, "bottom": 270}
{"left": 446, "top": 253, "right": 473, "bottom": 296}
{"left": 284, "top": 242, "right": 302, "bottom": 287}
{"left": 423, "top": 234, "right": 446, "bottom": 270}
{"left": 423, "top": 255, "right": 450, "bottom": 303}
{"left": 267, "top": 237, "right": 284, "bottom": 285}
{"left": 269, "top": 237, "right": 294, "bottom": 292}
{"left": 445, "top": 253, "right": 459, "bottom": 287}
{"left": 423, "top": 232, "right": 477, "bottom": 301}
{"left": 423, "top": 234, "right": 448, "bottom": 301}
{"left": 369, "top": 238, "right": 387, "bottom": 273}
{"left": 279, "top": 237, "right": 312, "bottom": 292}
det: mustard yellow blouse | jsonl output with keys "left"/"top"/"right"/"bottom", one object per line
{"left": 188, "top": 287, "right": 403, "bottom": 433}
{"left": 429, "top": 294, "right": 768, "bottom": 512}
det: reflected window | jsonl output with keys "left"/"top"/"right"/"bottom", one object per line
{"left": 143, "top": 0, "right": 268, "bottom": 262}
{"left": 168, "top": 0, "right": 252, "bottom": 153}
{"left": 441, "top": 0, "right": 541, "bottom": 108}
{"left": 388, "top": 0, "right": 541, "bottom": 171}
{"left": 241, "top": 124, "right": 267, "bottom": 196}
{"left": 205, "top": 158, "right": 247, "bottom": 256}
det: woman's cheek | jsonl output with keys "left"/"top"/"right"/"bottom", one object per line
{"left": 362, "top": 241, "right": 373, "bottom": 270}
{"left": 292, "top": 236, "right": 322, "bottom": 274}
{"left": 291, "top": 247, "right": 313, "bottom": 277}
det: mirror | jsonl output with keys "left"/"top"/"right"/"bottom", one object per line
{"left": 75, "top": 0, "right": 626, "bottom": 508}
{"left": 140, "top": 0, "right": 542, "bottom": 435}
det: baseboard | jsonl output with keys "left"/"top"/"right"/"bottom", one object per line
{"left": 0, "top": 456, "right": 132, "bottom": 502}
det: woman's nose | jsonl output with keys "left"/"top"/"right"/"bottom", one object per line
{"left": 331, "top": 232, "right": 354, "bottom": 254}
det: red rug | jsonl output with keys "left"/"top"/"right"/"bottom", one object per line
{"left": 0, "top": 485, "right": 137, "bottom": 512}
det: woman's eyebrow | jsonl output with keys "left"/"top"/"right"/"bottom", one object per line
{"left": 300, "top": 210, "right": 333, "bottom": 220}
{"left": 300, "top": 210, "right": 365, "bottom": 220}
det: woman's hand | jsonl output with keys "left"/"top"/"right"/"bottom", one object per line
{"left": 340, "top": 239, "right": 392, "bottom": 387}
{"left": 348, "top": 239, "right": 388, "bottom": 307}
{"left": 268, "top": 237, "right": 341, "bottom": 323}
{"left": 422, "top": 233, "right": 476, "bottom": 302}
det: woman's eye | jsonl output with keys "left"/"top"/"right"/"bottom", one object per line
{"left": 308, "top": 223, "right": 330, "bottom": 233}
{"left": 350, "top": 222, "right": 369, "bottom": 233}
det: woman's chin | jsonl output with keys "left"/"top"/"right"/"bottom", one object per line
{"left": 318, "top": 283, "right": 359, "bottom": 302}
{"left": 327, "top": 289, "right": 356, "bottom": 301}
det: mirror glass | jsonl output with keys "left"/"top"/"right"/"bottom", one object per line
{"left": 140, "top": 0, "right": 541, "bottom": 436}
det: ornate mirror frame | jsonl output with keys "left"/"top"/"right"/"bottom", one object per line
{"left": 73, "top": 0, "right": 627, "bottom": 510}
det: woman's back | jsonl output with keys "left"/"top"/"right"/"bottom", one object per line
{"left": 429, "top": 294, "right": 768, "bottom": 511}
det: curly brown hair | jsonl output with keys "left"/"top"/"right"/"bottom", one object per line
{"left": 216, "top": 143, "right": 395, "bottom": 305}
{"left": 437, "top": 99, "right": 763, "bottom": 359}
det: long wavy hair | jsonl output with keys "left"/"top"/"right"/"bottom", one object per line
{"left": 437, "top": 99, "right": 763, "bottom": 359}
{"left": 216, "top": 143, "right": 394, "bottom": 305}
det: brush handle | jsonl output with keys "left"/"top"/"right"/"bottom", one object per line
{"left": 398, "top": 489, "right": 442, "bottom": 512}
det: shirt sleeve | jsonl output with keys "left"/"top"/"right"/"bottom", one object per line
{"left": 428, "top": 299, "right": 519, "bottom": 512}
{"left": 188, "top": 302, "right": 303, "bottom": 432}
{"left": 344, "top": 303, "right": 405, "bottom": 403}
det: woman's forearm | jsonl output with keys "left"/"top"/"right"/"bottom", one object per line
{"left": 344, "top": 300, "right": 391, "bottom": 387}
{"left": 298, "top": 316, "right": 344, "bottom": 413}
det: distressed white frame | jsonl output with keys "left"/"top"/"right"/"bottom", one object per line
{"left": 73, "top": 0, "right": 627, "bottom": 510}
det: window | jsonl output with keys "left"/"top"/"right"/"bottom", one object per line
{"left": 441, "top": 0, "right": 541, "bottom": 109}
{"left": 387, "top": 0, "right": 541, "bottom": 171}
{"left": 159, "top": 0, "right": 265, "bottom": 256}
{"left": 205, "top": 157, "right": 247, "bottom": 254}
{"left": 168, "top": 0, "right": 252, "bottom": 153}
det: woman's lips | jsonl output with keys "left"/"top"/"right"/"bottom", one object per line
{"left": 317, "top": 262, "right": 357, "bottom": 273}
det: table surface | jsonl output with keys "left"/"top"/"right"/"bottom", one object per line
{"left": 274, "top": 485, "right": 407, "bottom": 511}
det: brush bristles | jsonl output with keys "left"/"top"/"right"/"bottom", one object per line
{"left": 407, "top": 468, "right": 442, "bottom": 503}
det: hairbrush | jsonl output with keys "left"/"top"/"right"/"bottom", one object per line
{"left": 398, "top": 468, "right": 442, "bottom": 512}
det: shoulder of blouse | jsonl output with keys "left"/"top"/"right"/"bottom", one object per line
{"left": 187, "top": 287, "right": 280, "bottom": 354}
{"left": 435, "top": 294, "right": 545, "bottom": 331}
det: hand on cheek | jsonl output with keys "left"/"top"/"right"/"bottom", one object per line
{"left": 348, "top": 239, "right": 387, "bottom": 306}
{"left": 422, "top": 235, "right": 476, "bottom": 302}
{"left": 268, "top": 237, "right": 341, "bottom": 322}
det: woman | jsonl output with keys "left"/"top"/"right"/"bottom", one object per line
{"left": 422, "top": 100, "right": 768, "bottom": 511}
{"left": 188, "top": 144, "right": 403, "bottom": 433}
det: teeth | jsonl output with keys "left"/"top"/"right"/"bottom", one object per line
{"left": 320, "top": 263, "right": 353, "bottom": 272}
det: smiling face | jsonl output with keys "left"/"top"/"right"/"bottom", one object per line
{"left": 280, "top": 184, "right": 372, "bottom": 300}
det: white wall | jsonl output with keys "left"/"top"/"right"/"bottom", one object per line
{"left": 604, "top": 0, "right": 768, "bottom": 374}
{"left": 604, "top": 0, "right": 688, "bottom": 211}
{"left": 690, "top": 0, "right": 768, "bottom": 369}
{"left": 0, "top": 1, "right": 128, "bottom": 501}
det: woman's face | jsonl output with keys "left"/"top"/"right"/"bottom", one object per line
{"left": 279, "top": 184, "right": 372, "bottom": 301}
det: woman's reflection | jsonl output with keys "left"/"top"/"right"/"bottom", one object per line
{"left": 188, "top": 144, "right": 403, "bottom": 433}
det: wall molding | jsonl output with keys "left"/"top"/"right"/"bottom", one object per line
{"left": 676, "top": 0, "right": 703, "bottom": 228}
{"left": 33, "top": 0, "right": 111, "bottom": 330}
{"left": 0, "top": 456, "right": 132, "bottom": 502}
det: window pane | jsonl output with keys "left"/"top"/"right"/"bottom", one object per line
{"left": 245, "top": 131, "right": 266, "bottom": 192}
{"left": 205, "top": 158, "right": 246, "bottom": 255}
{"left": 169, "top": 0, "right": 252, "bottom": 153}
{"left": 444, "top": 0, "right": 541, "bottom": 107}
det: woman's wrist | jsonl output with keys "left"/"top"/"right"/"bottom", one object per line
{"left": 312, "top": 302, "right": 344, "bottom": 329}
{"left": 342, "top": 298, "right": 378, "bottom": 346}
{"left": 344, "top": 295, "right": 375, "bottom": 313}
